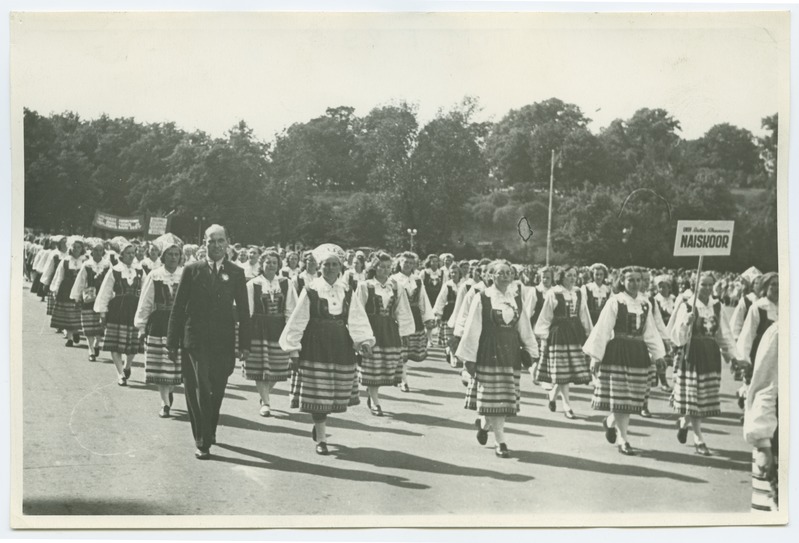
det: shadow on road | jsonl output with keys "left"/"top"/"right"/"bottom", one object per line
{"left": 386, "top": 412, "right": 542, "bottom": 438}
{"left": 213, "top": 443, "right": 429, "bottom": 490}
{"left": 638, "top": 448, "right": 750, "bottom": 471}
{"left": 23, "top": 497, "right": 168, "bottom": 515}
{"left": 512, "top": 451, "right": 707, "bottom": 483}
{"left": 331, "top": 445, "right": 535, "bottom": 483}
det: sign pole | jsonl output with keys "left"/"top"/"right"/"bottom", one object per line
{"left": 683, "top": 254, "right": 704, "bottom": 364}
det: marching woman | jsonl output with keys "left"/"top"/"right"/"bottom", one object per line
{"left": 182, "top": 244, "right": 198, "bottom": 265}
{"left": 281, "top": 251, "right": 301, "bottom": 281}
{"left": 70, "top": 240, "right": 110, "bottom": 361}
{"left": 40, "top": 235, "right": 69, "bottom": 316}
{"left": 279, "top": 243, "right": 375, "bottom": 455}
{"left": 525, "top": 266, "right": 553, "bottom": 385}
{"left": 94, "top": 240, "right": 145, "bottom": 386}
{"left": 244, "top": 249, "right": 297, "bottom": 417}
{"left": 743, "top": 322, "right": 779, "bottom": 512}
{"left": 583, "top": 267, "right": 666, "bottom": 455}
{"left": 30, "top": 236, "right": 52, "bottom": 298}
{"left": 535, "top": 266, "right": 593, "bottom": 418}
{"left": 652, "top": 273, "right": 676, "bottom": 391}
{"left": 392, "top": 252, "right": 435, "bottom": 392}
{"left": 433, "top": 262, "right": 464, "bottom": 366}
{"left": 134, "top": 234, "right": 185, "bottom": 417}
{"left": 294, "top": 251, "right": 320, "bottom": 293}
{"left": 456, "top": 260, "right": 539, "bottom": 459}
{"left": 240, "top": 247, "right": 262, "bottom": 281}
{"left": 140, "top": 243, "right": 161, "bottom": 275}
{"left": 581, "top": 263, "right": 611, "bottom": 326}
{"left": 49, "top": 236, "right": 87, "bottom": 346}
{"left": 355, "top": 251, "right": 415, "bottom": 415}
{"left": 420, "top": 253, "right": 446, "bottom": 345}
{"left": 670, "top": 272, "right": 740, "bottom": 455}
{"left": 735, "top": 272, "right": 778, "bottom": 389}
{"left": 343, "top": 251, "right": 367, "bottom": 292}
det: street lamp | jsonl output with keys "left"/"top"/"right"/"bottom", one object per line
{"left": 406, "top": 228, "right": 418, "bottom": 252}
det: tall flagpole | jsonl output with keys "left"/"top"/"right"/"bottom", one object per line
{"left": 546, "top": 149, "right": 555, "bottom": 267}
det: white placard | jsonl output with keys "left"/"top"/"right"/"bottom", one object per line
{"left": 673, "top": 220, "right": 735, "bottom": 257}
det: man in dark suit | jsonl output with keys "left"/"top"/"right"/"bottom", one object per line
{"left": 167, "top": 224, "right": 250, "bottom": 459}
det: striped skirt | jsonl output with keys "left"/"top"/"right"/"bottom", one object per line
{"left": 404, "top": 330, "right": 428, "bottom": 362}
{"left": 535, "top": 324, "right": 591, "bottom": 385}
{"left": 438, "top": 324, "right": 453, "bottom": 348}
{"left": 50, "top": 300, "right": 82, "bottom": 331}
{"left": 359, "top": 345, "right": 403, "bottom": 386}
{"left": 670, "top": 337, "right": 722, "bottom": 418}
{"left": 464, "top": 364, "right": 521, "bottom": 416}
{"left": 144, "top": 336, "right": 182, "bottom": 386}
{"left": 297, "top": 360, "right": 357, "bottom": 414}
{"left": 592, "top": 337, "right": 653, "bottom": 412}
{"left": 751, "top": 450, "right": 778, "bottom": 512}
{"left": 243, "top": 339, "right": 291, "bottom": 382}
{"left": 80, "top": 308, "right": 105, "bottom": 337}
{"left": 46, "top": 292, "right": 56, "bottom": 315}
{"left": 102, "top": 323, "right": 140, "bottom": 355}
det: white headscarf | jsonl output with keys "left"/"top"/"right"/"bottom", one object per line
{"left": 312, "top": 243, "right": 346, "bottom": 265}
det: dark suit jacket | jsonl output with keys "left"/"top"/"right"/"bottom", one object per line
{"left": 167, "top": 258, "right": 251, "bottom": 375}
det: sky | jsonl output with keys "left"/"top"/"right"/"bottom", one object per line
{"left": 10, "top": 10, "right": 788, "bottom": 143}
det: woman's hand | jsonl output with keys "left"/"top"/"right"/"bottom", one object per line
{"left": 359, "top": 343, "right": 373, "bottom": 357}
{"left": 754, "top": 447, "right": 775, "bottom": 479}
{"left": 465, "top": 361, "right": 476, "bottom": 377}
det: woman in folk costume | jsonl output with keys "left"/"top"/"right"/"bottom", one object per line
{"left": 651, "top": 273, "right": 676, "bottom": 392}
{"left": 743, "top": 323, "right": 779, "bottom": 512}
{"left": 355, "top": 251, "right": 414, "bottom": 415}
{"left": 281, "top": 251, "right": 301, "bottom": 280}
{"left": 182, "top": 244, "right": 198, "bottom": 264}
{"left": 70, "top": 240, "right": 110, "bottom": 361}
{"left": 581, "top": 263, "right": 611, "bottom": 326}
{"left": 240, "top": 246, "right": 262, "bottom": 281}
{"left": 635, "top": 268, "right": 660, "bottom": 419}
{"left": 140, "top": 243, "right": 162, "bottom": 275}
{"left": 40, "top": 235, "right": 69, "bottom": 316}
{"left": 420, "top": 253, "right": 446, "bottom": 344}
{"left": 279, "top": 244, "right": 375, "bottom": 455}
{"left": 735, "top": 273, "right": 778, "bottom": 404}
{"left": 526, "top": 266, "right": 554, "bottom": 386}
{"left": 391, "top": 252, "right": 435, "bottom": 392}
{"left": 133, "top": 234, "right": 184, "bottom": 417}
{"left": 456, "top": 260, "right": 539, "bottom": 459}
{"left": 343, "top": 250, "right": 367, "bottom": 292}
{"left": 94, "top": 240, "right": 145, "bottom": 386}
{"left": 433, "top": 262, "right": 464, "bottom": 366}
{"left": 584, "top": 267, "right": 666, "bottom": 455}
{"left": 534, "top": 265, "right": 593, "bottom": 418}
{"left": 48, "top": 236, "right": 87, "bottom": 346}
{"left": 30, "top": 236, "right": 52, "bottom": 298}
{"left": 670, "top": 272, "right": 740, "bottom": 456}
{"left": 294, "top": 251, "right": 320, "bottom": 294}
{"left": 450, "top": 262, "right": 492, "bottom": 369}
{"left": 244, "top": 249, "right": 297, "bottom": 417}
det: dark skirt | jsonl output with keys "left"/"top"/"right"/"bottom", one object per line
{"left": 297, "top": 319, "right": 357, "bottom": 414}
{"left": 80, "top": 305, "right": 105, "bottom": 337}
{"left": 464, "top": 366, "right": 521, "bottom": 416}
{"left": 244, "top": 314, "right": 290, "bottom": 382}
{"left": 591, "top": 336, "right": 651, "bottom": 412}
{"left": 50, "top": 300, "right": 82, "bottom": 331}
{"left": 403, "top": 330, "right": 428, "bottom": 362}
{"left": 360, "top": 314, "right": 402, "bottom": 386}
{"left": 670, "top": 336, "right": 722, "bottom": 418}
{"left": 535, "top": 318, "right": 591, "bottom": 385}
{"left": 144, "top": 309, "right": 182, "bottom": 385}
{"left": 46, "top": 292, "right": 56, "bottom": 315}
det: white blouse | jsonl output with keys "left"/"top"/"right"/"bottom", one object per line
{"left": 581, "top": 282, "right": 610, "bottom": 308}
{"left": 670, "top": 297, "right": 736, "bottom": 360}
{"left": 447, "top": 278, "right": 476, "bottom": 329}
{"left": 534, "top": 285, "right": 593, "bottom": 339}
{"left": 133, "top": 266, "right": 184, "bottom": 332}
{"left": 455, "top": 284, "right": 539, "bottom": 363}
{"left": 391, "top": 272, "right": 435, "bottom": 325}
{"left": 433, "top": 277, "right": 464, "bottom": 318}
{"left": 246, "top": 274, "right": 298, "bottom": 319}
{"left": 730, "top": 292, "right": 761, "bottom": 342}
{"left": 743, "top": 323, "right": 779, "bottom": 448}
{"left": 736, "top": 297, "right": 779, "bottom": 364}
{"left": 70, "top": 259, "right": 111, "bottom": 303}
{"left": 40, "top": 250, "right": 68, "bottom": 285}
{"left": 583, "top": 292, "right": 665, "bottom": 363}
{"left": 93, "top": 262, "right": 141, "bottom": 314}
{"left": 453, "top": 281, "right": 489, "bottom": 337}
{"left": 49, "top": 255, "right": 87, "bottom": 294}
{"left": 278, "top": 276, "right": 375, "bottom": 356}
{"left": 356, "top": 279, "right": 416, "bottom": 337}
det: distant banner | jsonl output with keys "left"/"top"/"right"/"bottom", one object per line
{"left": 148, "top": 217, "right": 168, "bottom": 236}
{"left": 673, "top": 220, "right": 734, "bottom": 257}
{"left": 93, "top": 211, "right": 144, "bottom": 233}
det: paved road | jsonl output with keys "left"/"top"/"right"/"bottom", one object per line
{"left": 19, "top": 283, "right": 754, "bottom": 523}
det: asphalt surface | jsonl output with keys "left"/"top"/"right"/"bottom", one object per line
{"left": 20, "top": 282, "right": 754, "bottom": 523}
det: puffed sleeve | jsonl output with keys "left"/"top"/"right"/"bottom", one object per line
{"left": 432, "top": 282, "right": 449, "bottom": 317}
{"left": 534, "top": 290, "right": 557, "bottom": 339}
{"left": 520, "top": 285, "right": 538, "bottom": 321}
{"left": 744, "top": 324, "right": 779, "bottom": 448}
{"left": 246, "top": 279, "right": 257, "bottom": 318}
{"left": 736, "top": 304, "right": 761, "bottom": 364}
{"left": 578, "top": 289, "right": 593, "bottom": 335}
{"left": 454, "top": 294, "right": 483, "bottom": 363}
{"left": 133, "top": 272, "right": 156, "bottom": 332}
{"left": 418, "top": 284, "right": 435, "bottom": 324}
{"left": 284, "top": 279, "right": 298, "bottom": 320}
{"left": 279, "top": 288, "right": 311, "bottom": 356}
{"left": 454, "top": 288, "right": 478, "bottom": 337}
{"left": 583, "top": 296, "right": 618, "bottom": 362}
{"left": 70, "top": 265, "right": 87, "bottom": 302}
{"left": 347, "top": 290, "right": 376, "bottom": 350}
{"left": 40, "top": 253, "right": 58, "bottom": 285}
{"left": 651, "top": 298, "right": 669, "bottom": 341}
{"left": 49, "top": 260, "right": 66, "bottom": 294}
{"left": 642, "top": 303, "right": 666, "bottom": 360}
{"left": 517, "top": 296, "right": 539, "bottom": 360}
{"left": 447, "top": 282, "right": 469, "bottom": 330}
{"left": 394, "top": 286, "right": 416, "bottom": 338}
{"left": 729, "top": 297, "right": 749, "bottom": 341}
{"left": 713, "top": 304, "right": 737, "bottom": 361}
{"left": 93, "top": 268, "right": 116, "bottom": 314}
{"left": 669, "top": 302, "right": 693, "bottom": 347}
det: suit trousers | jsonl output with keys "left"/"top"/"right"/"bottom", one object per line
{"left": 183, "top": 348, "right": 230, "bottom": 450}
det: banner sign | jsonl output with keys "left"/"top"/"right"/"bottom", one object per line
{"left": 93, "top": 211, "right": 144, "bottom": 233}
{"left": 148, "top": 217, "right": 168, "bottom": 236}
{"left": 673, "top": 220, "right": 734, "bottom": 257}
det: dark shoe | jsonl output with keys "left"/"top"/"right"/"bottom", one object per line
{"left": 564, "top": 409, "right": 576, "bottom": 420}
{"left": 117, "top": 376, "right": 127, "bottom": 387}
{"left": 618, "top": 442, "right": 636, "bottom": 456}
{"left": 602, "top": 416, "right": 617, "bottom": 444}
{"left": 72, "top": 333, "right": 81, "bottom": 343}
{"left": 290, "top": 398, "right": 299, "bottom": 409}
{"left": 316, "top": 442, "right": 329, "bottom": 456}
{"left": 159, "top": 405, "right": 170, "bottom": 418}
{"left": 495, "top": 443, "right": 510, "bottom": 458}
{"left": 548, "top": 400, "right": 556, "bottom": 412}
{"left": 123, "top": 368, "right": 131, "bottom": 379}
{"left": 94, "top": 347, "right": 101, "bottom": 357}
{"left": 194, "top": 448, "right": 210, "bottom": 460}
{"left": 676, "top": 418, "right": 689, "bottom": 444}
{"left": 400, "top": 382, "right": 410, "bottom": 393}
{"left": 737, "top": 394, "right": 745, "bottom": 410}
{"left": 168, "top": 392, "right": 174, "bottom": 407}
{"left": 65, "top": 339, "right": 74, "bottom": 347}
{"left": 695, "top": 443, "right": 712, "bottom": 456}
{"left": 640, "top": 408, "right": 652, "bottom": 418}
{"left": 475, "top": 418, "right": 488, "bottom": 446}
{"left": 88, "top": 354, "right": 96, "bottom": 362}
